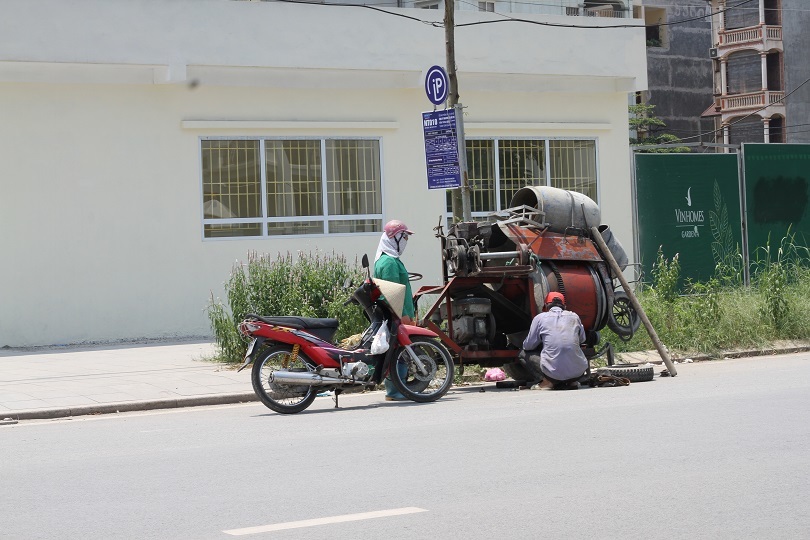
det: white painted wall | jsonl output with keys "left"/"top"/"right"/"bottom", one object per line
{"left": 0, "top": 0, "right": 645, "bottom": 346}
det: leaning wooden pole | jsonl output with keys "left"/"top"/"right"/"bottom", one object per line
{"left": 590, "top": 226, "right": 678, "bottom": 376}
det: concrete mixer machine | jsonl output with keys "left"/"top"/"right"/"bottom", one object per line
{"left": 413, "top": 186, "right": 640, "bottom": 379}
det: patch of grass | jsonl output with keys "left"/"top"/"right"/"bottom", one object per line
{"left": 603, "top": 235, "right": 810, "bottom": 356}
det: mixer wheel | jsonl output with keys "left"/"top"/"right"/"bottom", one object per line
{"left": 607, "top": 291, "right": 641, "bottom": 337}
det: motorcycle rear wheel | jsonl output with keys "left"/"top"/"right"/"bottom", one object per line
{"left": 251, "top": 345, "right": 318, "bottom": 414}
{"left": 390, "top": 336, "right": 454, "bottom": 403}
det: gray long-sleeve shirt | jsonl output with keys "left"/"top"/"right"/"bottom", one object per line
{"left": 522, "top": 306, "right": 588, "bottom": 381}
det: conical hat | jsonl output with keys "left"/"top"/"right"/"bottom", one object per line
{"left": 374, "top": 278, "right": 407, "bottom": 318}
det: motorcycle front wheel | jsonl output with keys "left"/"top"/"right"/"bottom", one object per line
{"left": 251, "top": 345, "right": 318, "bottom": 414}
{"left": 390, "top": 336, "right": 454, "bottom": 403}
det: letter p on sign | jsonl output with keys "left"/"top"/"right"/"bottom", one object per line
{"left": 425, "top": 65, "right": 449, "bottom": 106}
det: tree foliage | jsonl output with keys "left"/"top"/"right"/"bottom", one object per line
{"left": 629, "top": 103, "right": 690, "bottom": 153}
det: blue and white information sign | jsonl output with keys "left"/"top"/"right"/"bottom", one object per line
{"left": 422, "top": 109, "right": 461, "bottom": 190}
{"left": 424, "top": 65, "right": 449, "bottom": 106}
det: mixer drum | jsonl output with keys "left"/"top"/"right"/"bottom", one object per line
{"left": 509, "top": 186, "right": 601, "bottom": 234}
{"left": 530, "top": 261, "right": 608, "bottom": 331}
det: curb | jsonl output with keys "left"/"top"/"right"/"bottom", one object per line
{"left": 6, "top": 392, "right": 258, "bottom": 421}
{"left": 5, "top": 346, "right": 809, "bottom": 422}
{"left": 616, "top": 345, "right": 810, "bottom": 365}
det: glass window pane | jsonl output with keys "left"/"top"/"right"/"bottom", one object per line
{"left": 266, "top": 140, "right": 323, "bottom": 218}
{"left": 266, "top": 221, "right": 324, "bottom": 236}
{"left": 202, "top": 140, "right": 261, "bottom": 219}
{"left": 328, "top": 219, "right": 383, "bottom": 234}
{"left": 466, "top": 140, "right": 495, "bottom": 213}
{"left": 498, "top": 140, "right": 545, "bottom": 209}
{"left": 203, "top": 223, "right": 262, "bottom": 238}
{"left": 549, "top": 140, "right": 597, "bottom": 202}
{"left": 325, "top": 140, "right": 382, "bottom": 217}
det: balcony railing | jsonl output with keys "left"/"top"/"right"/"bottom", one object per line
{"left": 721, "top": 90, "right": 785, "bottom": 112}
{"left": 719, "top": 25, "right": 782, "bottom": 47}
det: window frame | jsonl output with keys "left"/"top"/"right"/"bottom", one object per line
{"left": 448, "top": 136, "right": 600, "bottom": 222}
{"left": 199, "top": 136, "right": 385, "bottom": 241}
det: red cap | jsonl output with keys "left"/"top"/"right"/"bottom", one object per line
{"left": 545, "top": 292, "right": 566, "bottom": 306}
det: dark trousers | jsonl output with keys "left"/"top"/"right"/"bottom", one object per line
{"left": 519, "top": 350, "right": 582, "bottom": 388}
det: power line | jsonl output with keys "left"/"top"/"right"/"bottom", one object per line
{"left": 265, "top": 0, "right": 757, "bottom": 30}
{"left": 677, "top": 77, "right": 810, "bottom": 142}
{"left": 454, "top": 0, "right": 756, "bottom": 29}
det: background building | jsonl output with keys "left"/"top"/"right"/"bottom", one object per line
{"left": 638, "top": 0, "right": 715, "bottom": 144}
{"left": 705, "top": 0, "right": 810, "bottom": 145}
{"left": 0, "top": 0, "right": 646, "bottom": 346}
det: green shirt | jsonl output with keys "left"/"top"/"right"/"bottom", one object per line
{"left": 374, "top": 254, "right": 415, "bottom": 318}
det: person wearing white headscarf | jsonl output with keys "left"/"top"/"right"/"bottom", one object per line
{"left": 373, "top": 220, "right": 415, "bottom": 402}
{"left": 373, "top": 220, "right": 415, "bottom": 320}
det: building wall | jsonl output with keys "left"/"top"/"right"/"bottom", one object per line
{"left": 782, "top": 0, "right": 810, "bottom": 143}
{"left": 0, "top": 0, "right": 646, "bottom": 346}
{"left": 643, "top": 0, "right": 714, "bottom": 142}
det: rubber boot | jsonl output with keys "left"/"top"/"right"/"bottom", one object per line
{"left": 384, "top": 361, "right": 409, "bottom": 401}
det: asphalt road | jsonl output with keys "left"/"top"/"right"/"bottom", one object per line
{"left": 2, "top": 353, "right": 809, "bottom": 540}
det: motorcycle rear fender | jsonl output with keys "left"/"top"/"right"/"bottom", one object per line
{"left": 396, "top": 323, "right": 438, "bottom": 346}
{"left": 236, "top": 337, "right": 266, "bottom": 372}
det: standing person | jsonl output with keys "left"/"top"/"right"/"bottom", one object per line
{"left": 521, "top": 292, "right": 589, "bottom": 390}
{"left": 374, "top": 220, "right": 415, "bottom": 401}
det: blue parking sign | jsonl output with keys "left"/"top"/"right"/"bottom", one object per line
{"left": 425, "top": 65, "right": 449, "bottom": 106}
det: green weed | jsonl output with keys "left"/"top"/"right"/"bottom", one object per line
{"left": 603, "top": 234, "right": 810, "bottom": 356}
{"left": 207, "top": 251, "right": 367, "bottom": 363}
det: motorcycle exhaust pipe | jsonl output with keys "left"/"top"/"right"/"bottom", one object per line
{"left": 269, "top": 371, "right": 338, "bottom": 386}
{"left": 269, "top": 371, "right": 370, "bottom": 386}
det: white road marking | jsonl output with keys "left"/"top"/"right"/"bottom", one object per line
{"left": 223, "top": 507, "right": 428, "bottom": 536}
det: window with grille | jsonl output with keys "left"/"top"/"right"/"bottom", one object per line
{"left": 446, "top": 138, "right": 597, "bottom": 220}
{"left": 478, "top": 2, "right": 495, "bottom": 12}
{"left": 202, "top": 138, "right": 382, "bottom": 238}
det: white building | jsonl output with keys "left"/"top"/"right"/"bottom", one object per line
{"left": 0, "top": 0, "right": 646, "bottom": 346}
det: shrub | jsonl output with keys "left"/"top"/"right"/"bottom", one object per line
{"left": 207, "top": 251, "right": 367, "bottom": 362}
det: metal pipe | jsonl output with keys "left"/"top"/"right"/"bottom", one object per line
{"left": 590, "top": 226, "right": 678, "bottom": 376}
{"left": 269, "top": 371, "right": 367, "bottom": 386}
{"left": 478, "top": 251, "right": 520, "bottom": 260}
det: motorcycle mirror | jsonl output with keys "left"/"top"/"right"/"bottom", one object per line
{"left": 362, "top": 254, "right": 369, "bottom": 269}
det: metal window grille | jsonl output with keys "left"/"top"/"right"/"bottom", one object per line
{"left": 467, "top": 140, "right": 495, "bottom": 213}
{"left": 498, "top": 140, "right": 545, "bottom": 209}
{"left": 446, "top": 138, "right": 597, "bottom": 222}
{"left": 265, "top": 140, "right": 322, "bottom": 218}
{"left": 202, "top": 140, "right": 261, "bottom": 220}
{"left": 549, "top": 140, "right": 597, "bottom": 201}
{"left": 325, "top": 140, "right": 382, "bottom": 217}
{"left": 201, "top": 138, "right": 382, "bottom": 239}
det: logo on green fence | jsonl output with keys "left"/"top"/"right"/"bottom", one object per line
{"left": 674, "top": 187, "right": 705, "bottom": 238}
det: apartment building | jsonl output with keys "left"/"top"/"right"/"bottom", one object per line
{"left": 704, "top": 0, "right": 810, "bottom": 145}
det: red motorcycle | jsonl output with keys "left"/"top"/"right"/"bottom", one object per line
{"left": 237, "top": 255, "right": 455, "bottom": 414}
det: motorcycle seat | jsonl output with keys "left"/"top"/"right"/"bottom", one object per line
{"left": 248, "top": 314, "right": 339, "bottom": 331}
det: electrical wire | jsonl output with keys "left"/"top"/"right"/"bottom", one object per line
{"left": 675, "top": 76, "right": 810, "bottom": 142}
{"left": 265, "top": 0, "right": 757, "bottom": 30}
{"left": 454, "top": 0, "right": 756, "bottom": 29}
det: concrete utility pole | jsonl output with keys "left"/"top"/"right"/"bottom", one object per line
{"left": 444, "top": 0, "right": 472, "bottom": 222}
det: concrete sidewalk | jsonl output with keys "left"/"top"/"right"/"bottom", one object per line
{"left": 0, "top": 340, "right": 255, "bottom": 421}
{"left": 2, "top": 339, "right": 809, "bottom": 422}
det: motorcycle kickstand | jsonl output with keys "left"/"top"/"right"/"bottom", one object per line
{"left": 332, "top": 389, "right": 342, "bottom": 408}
